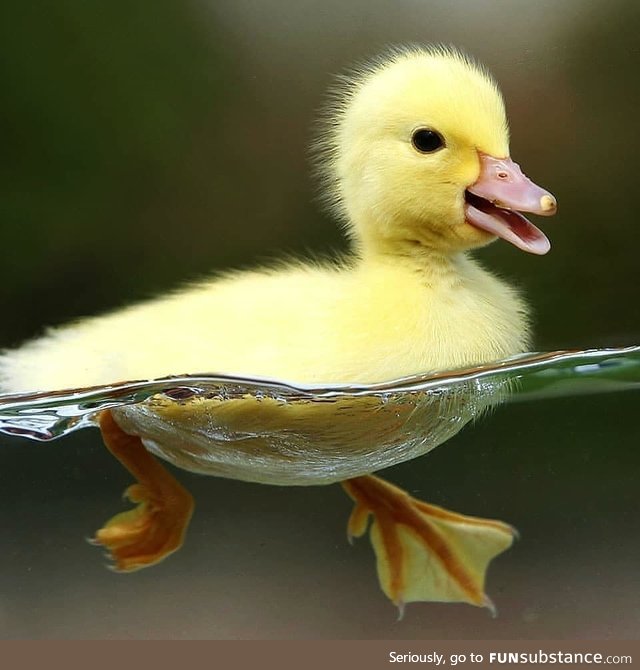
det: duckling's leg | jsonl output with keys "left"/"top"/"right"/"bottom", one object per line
{"left": 341, "top": 475, "right": 515, "bottom": 616}
{"left": 90, "top": 410, "right": 194, "bottom": 572}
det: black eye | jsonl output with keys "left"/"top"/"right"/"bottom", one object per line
{"left": 411, "top": 128, "right": 445, "bottom": 153}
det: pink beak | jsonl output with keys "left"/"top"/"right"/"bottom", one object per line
{"left": 464, "top": 153, "right": 557, "bottom": 255}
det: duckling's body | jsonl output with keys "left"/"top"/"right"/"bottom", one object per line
{"left": 0, "top": 251, "right": 527, "bottom": 392}
{"left": 0, "top": 46, "right": 556, "bottom": 614}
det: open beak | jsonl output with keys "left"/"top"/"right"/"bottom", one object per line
{"left": 464, "top": 153, "right": 557, "bottom": 255}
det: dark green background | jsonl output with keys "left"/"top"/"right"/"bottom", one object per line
{"left": 0, "top": 0, "right": 638, "bottom": 638}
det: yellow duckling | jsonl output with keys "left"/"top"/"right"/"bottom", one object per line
{"left": 0, "top": 46, "right": 556, "bottom": 614}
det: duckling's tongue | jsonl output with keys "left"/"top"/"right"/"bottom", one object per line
{"left": 465, "top": 154, "right": 557, "bottom": 255}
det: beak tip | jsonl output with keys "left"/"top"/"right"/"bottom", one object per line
{"left": 540, "top": 194, "right": 557, "bottom": 214}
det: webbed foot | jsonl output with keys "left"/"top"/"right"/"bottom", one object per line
{"left": 342, "top": 475, "right": 515, "bottom": 616}
{"left": 91, "top": 411, "right": 194, "bottom": 571}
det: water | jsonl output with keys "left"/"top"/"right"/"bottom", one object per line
{"left": 0, "top": 346, "right": 637, "bottom": 486}
{"left": 1, "top": 346, "right": 637, "bottom": 439}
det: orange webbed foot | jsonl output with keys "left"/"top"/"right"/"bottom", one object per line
{"left": 342, "top": 475, "right": 516, "bottom": 616}
{"left": 91, "top": 411, "right": 194, "bottom": 572}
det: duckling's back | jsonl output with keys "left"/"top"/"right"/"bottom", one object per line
{"left": 0, "top": 253, "right": 529, "bottom": 393}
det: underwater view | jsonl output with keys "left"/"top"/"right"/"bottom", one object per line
{"left": 1, "top": 0, "right": 639, "bottom": 640}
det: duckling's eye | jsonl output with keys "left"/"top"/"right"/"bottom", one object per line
{"left": 411, "top": 128, "right": 445, "bottom": 154}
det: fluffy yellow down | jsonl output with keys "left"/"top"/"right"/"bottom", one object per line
{"left": 0, "top": 46, "right": 529, "bottom": 393}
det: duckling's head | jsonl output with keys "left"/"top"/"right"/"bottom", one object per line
{"left": 317, "top": 46, "right": 556, "bottom": 256}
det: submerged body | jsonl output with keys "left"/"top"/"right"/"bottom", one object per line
{"left": 112, "top": 375, "right": 507, "bottom": 485}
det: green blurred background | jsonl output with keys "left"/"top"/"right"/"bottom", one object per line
{"left": 0, "top": 0, "right": 639, "bottom": 639}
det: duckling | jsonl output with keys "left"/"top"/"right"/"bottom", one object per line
{"left": 0, "top": 46, "right": 556, "bottom": 614}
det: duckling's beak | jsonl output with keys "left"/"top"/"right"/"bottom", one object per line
{"left": 464, "top": 154, "right": 557, "bottom": 255}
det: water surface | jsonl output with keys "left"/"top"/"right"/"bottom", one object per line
{"left": 0, "top": 345, "right": 636, "bottom": 441}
